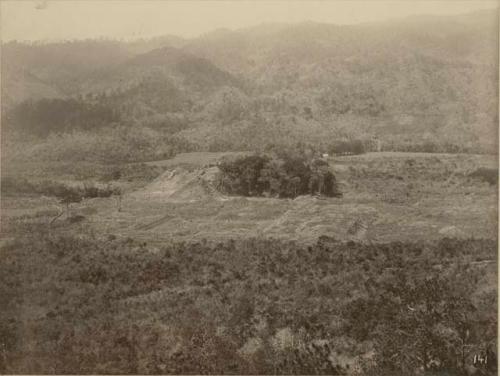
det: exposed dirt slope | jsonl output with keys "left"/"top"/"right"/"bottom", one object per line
{"left": 130, "top": 166, "right": 223, "bottom": 203}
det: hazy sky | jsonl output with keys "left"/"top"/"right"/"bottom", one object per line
{"left": 1, "top": 0, "right": 498, "bottom": 42}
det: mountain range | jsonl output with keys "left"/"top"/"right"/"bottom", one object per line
{"left": 1, "top": 9, "right": 498, "bottom": 154}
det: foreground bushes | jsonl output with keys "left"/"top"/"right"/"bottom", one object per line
{"left": 0, "top": 233, "right": 496, "bottom": 374}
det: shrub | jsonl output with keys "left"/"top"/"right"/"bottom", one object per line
{"left": 469, "top": 168, "right": 498, "bottom": 185}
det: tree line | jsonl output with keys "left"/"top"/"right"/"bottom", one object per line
{"left": 3, "top": 98, "right": 120, "bottom": 137}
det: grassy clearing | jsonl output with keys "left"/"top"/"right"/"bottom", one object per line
{"left": 1, "top": 152, "right": 497, "bottom": 243}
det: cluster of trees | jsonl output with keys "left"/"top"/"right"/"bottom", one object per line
{"left": 1, "top": 233, "right": 496, "bottom": 374}
{"left": 217, "top": 152, "right": 341, "bottom": 198}
{"left": 1, "top": 177, "right": 117, "bottom": 199}
{"left": 2, "top": 98, "right": 120, "bottom": 137}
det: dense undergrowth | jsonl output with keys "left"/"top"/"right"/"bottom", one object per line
{"left": 0, "top": 232, "right": 496, "bottom": 374}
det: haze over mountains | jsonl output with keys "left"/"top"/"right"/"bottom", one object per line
{"left": 2, "top": 9, "right": 498, "bottom": 154}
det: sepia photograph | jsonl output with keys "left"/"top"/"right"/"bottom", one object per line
{"left": 0, "top": 0, "right": 498, "bottom": 374}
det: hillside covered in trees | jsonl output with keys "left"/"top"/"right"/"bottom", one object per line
{"left": 1, "top": 9, "right": 498, "bottom": 160}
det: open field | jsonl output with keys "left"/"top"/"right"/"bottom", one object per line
{"left": 2, "top": 152, "right": 497, "bottom": 243}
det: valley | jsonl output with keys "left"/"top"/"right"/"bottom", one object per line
{"left": 0, "top": 5, "right": 498, "bottom": 375}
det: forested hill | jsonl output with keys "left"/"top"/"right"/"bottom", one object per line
{"left": 2, "top": 9, "right": 498, "bottom": 155}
